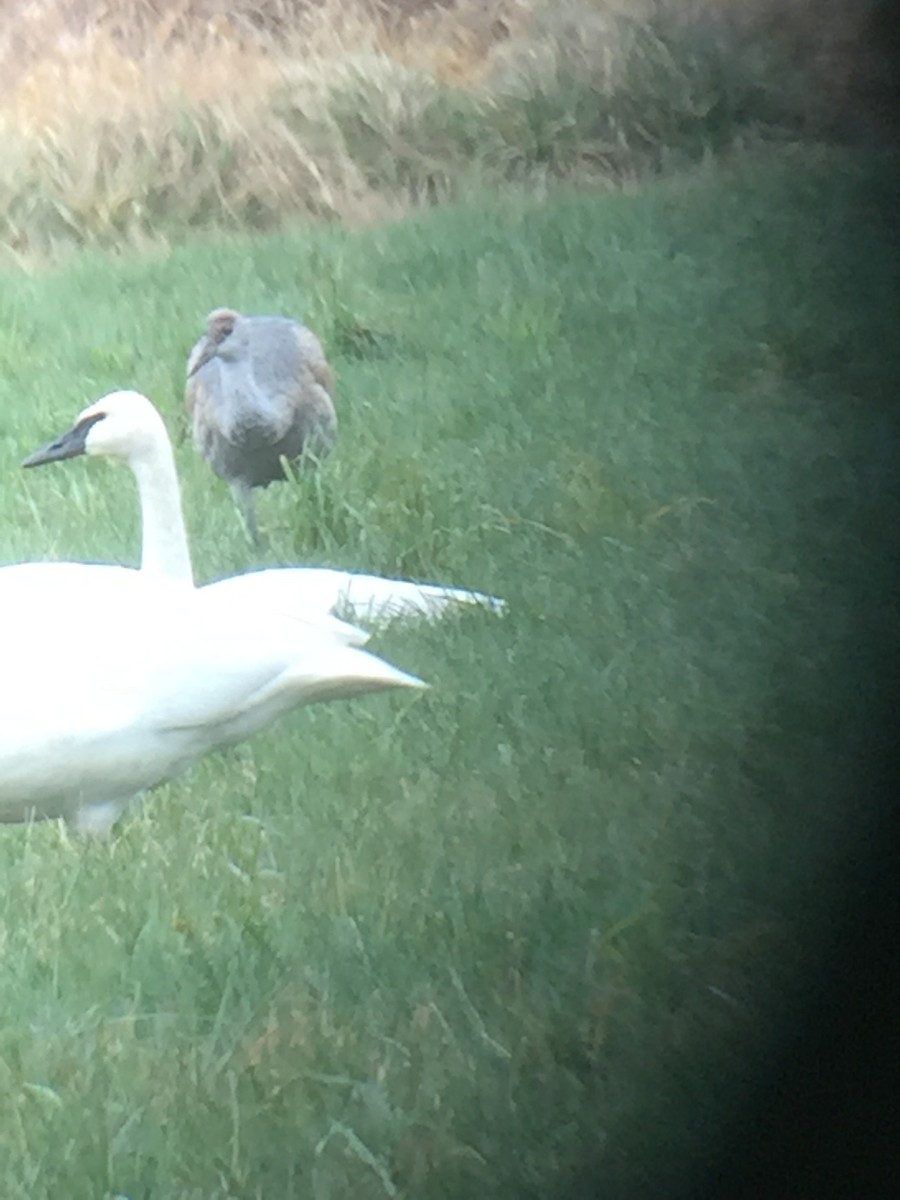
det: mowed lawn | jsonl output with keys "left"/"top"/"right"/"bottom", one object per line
{"left": 0, "top": 146, "right": 897, "bottom": 1197}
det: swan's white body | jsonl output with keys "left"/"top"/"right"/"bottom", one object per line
{"left": 0, "top": 562, "right": 423, "bottom": 833}
{"left": 6, "top": 388, "right": 504, "bottom": 834}
{"left": 23, "top": 389, "right": 505, "bottom": 626}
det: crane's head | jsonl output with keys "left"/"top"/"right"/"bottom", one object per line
{"left": 187, "top": 307, "right": 244, "bottom": 376}
{"left": 206, "top": 307, "right": 241, "bottom": 346}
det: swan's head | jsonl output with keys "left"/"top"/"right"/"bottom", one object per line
{"left": 187, "top": 307, "right": 244, "bottom": 376}
{"left": 22, "top": 390, "right": 168, "bottom": 470}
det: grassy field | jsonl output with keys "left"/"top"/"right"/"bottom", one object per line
{"left": 0, "top": 143, "right": 898, "bottom": 1197}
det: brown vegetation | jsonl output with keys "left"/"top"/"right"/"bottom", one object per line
{"left": 0, "top": 1, "right": 891, "bottom": 261}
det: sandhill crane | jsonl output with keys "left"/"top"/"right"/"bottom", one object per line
{"left": 186, "top": 307, "right": 337, "bottom": 543}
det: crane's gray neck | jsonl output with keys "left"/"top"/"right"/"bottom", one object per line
{"left": 129, "top": 443, "right": 194, "bottom": 584}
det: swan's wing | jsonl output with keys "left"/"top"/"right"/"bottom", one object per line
{"left": 202, "top": 566, "right": 506, "bottom": 626}
{"left": 1, "top": 570, "right": 422, "bottom": 736}
{"left": 148, "top": 590, "right": 424, "bottom": 732}
{"left": 335, "top": 574, "right": 507, "bottom": 623}
{"left": 0, "top": 566, "right": 424, "bottom": 819}
{"left": 175, "top": 638, "right": 425, "bottom": 743}
{"left": 202, "top": 573, "right": 370, "bottom": 645}
{"left": 0, "top": 568, "right": 275, "bottom": 733}
{"left": 3, "top": 562, "right": 504, "bottom": 635}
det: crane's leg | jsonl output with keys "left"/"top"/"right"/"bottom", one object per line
{"left": 232, "top": 480, "right": 264, "bottom": 547}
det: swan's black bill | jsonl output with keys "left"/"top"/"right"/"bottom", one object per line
{"left": 22, "top": 412, "right": 106, "bottom": 468}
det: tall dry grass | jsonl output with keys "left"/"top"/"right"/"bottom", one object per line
{"left": 0, "top": 0, "right": 886, "bottom": 262}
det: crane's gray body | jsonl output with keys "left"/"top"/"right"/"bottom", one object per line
{"left": 186, "top": 309, "right": 337, "bottom": 540}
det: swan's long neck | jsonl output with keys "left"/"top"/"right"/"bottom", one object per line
{"left": 130, "top": 441, "right": 194, "bottom": 584}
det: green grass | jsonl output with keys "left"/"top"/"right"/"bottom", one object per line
{"left": 0, "top": 144, "right": 898, "bottom": 1197}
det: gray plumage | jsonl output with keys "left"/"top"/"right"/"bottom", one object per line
{"left": 186, "top": 307, "right": 337, "bottom": 543}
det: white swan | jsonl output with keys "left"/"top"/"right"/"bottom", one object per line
{"left": 0, "top": 561, "right": 424, "bottom": 833}
{"left": 22, "top": 389, "right": 505, "bottom": 625}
